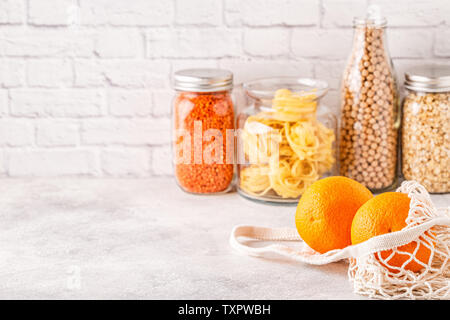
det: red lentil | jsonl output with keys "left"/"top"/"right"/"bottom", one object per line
{"left": 174, "top": 91, "right": 234, "bottom": 194}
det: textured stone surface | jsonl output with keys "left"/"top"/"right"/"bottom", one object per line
{"left": 0, "top": 178, "right": 448, "bottom": 299}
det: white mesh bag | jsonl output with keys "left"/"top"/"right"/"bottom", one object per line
{"left": 229, "top": 181, "right": 450, "bottom": 300}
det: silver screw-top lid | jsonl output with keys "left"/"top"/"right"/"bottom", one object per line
{"left": 405, "top": 65, "right": 450, "bottom": 93}
{"left": 173, "top": 68, "right": 233, "bottom": 92}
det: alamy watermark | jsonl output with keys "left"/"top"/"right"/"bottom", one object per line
{"left": 174, "top": 121, "right": 281, "bottom": 166}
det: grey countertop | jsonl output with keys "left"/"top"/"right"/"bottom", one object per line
{"left": 0, "top": 178, "right": 448, "bottom": 299}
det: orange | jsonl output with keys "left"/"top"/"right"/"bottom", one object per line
{"left": 351, "top": 192, "right": 432, "bottom": 272}
{"left": 295, "top": 176, "right": 373, "bottom": 254}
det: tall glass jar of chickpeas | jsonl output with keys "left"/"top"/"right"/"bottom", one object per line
{"left": 339, "top": 7, "right": 399, "bottom": 192}
{"left": 402, "top": 65, "right": 450, "bottom": 193}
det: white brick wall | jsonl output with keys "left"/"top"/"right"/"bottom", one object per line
{"left": 0, "top": 0, "right": 448, "bottom": 177}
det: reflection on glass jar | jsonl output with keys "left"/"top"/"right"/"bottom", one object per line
{"left": 237, "top": 77, "right": 337, "bottom": 204}
{"left": 172, "top": 69, "right": 235, "bottom": 194}
{"left": 402, "top": 65, "right": 450, "bottom": 193}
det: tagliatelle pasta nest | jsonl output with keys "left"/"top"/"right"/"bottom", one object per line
{"left": 239, "top": 89, "right": 335, "bottom": 199}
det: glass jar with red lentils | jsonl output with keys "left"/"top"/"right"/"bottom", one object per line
{"left": 172, "top": 69, "right": 235, "bottom": 194}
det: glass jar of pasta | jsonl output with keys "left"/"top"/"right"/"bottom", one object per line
{"left": 402, "top": 65, "right": 450, "bottom": 193}
{"left": 172, "top": 69, "right": 235, "bottom": 194}
{"left": 236, "top": 77, "right": 338, "bottom": 204}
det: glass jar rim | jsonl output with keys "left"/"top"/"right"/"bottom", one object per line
{"left": 243, "top": 77, "right": 329, "bottom": 101}
{"left": 352, "top": 17, "right": 387, "bottom": 28}
{"left": 353, "top": 4, "right": 387, "bottom": 28}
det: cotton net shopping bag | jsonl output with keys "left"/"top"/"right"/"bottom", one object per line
{"left": 230, "top": 181, "right": 450, "bottom": 300}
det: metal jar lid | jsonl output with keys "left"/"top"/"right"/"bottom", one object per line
{"left": 173, "top": 68, "right": 233, "bottom": 92}
{"left": 405, "top": 65, "right": 450, "bottom": 93}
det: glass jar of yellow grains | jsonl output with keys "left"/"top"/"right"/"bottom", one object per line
{"left": 402, "top": 65, "right": 450, "bottom": 193}
{"left": 236, "top": 77, "right": 338, "bottom": 204}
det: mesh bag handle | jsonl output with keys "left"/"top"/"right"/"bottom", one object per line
{"left": 230, "top": 217, "right": 449, "bottom": 265}
{"left": 229, "top": 181, "right": 450, "bottom": 299}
